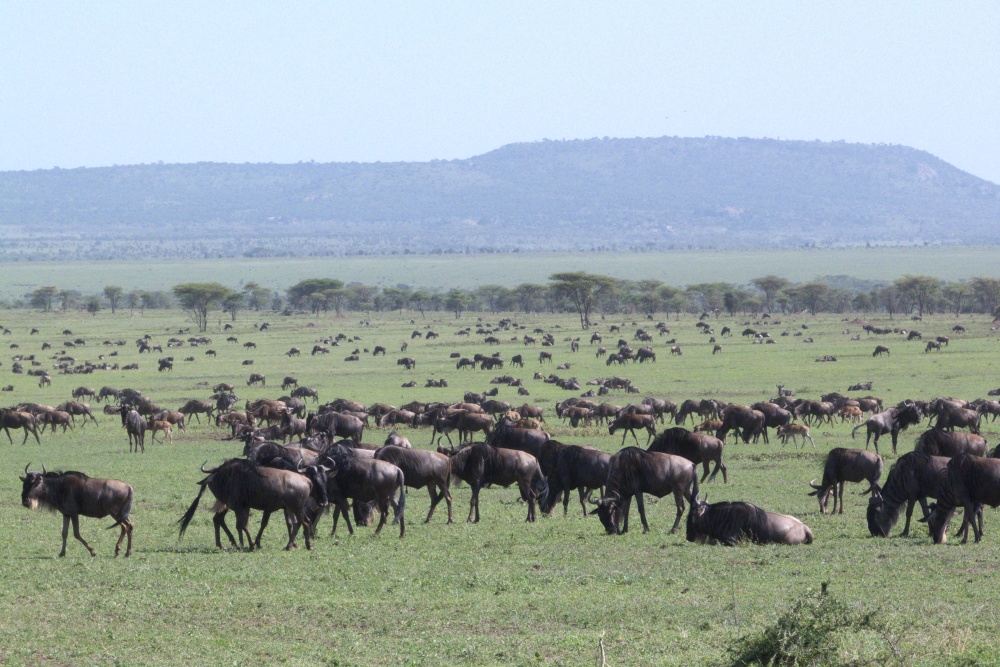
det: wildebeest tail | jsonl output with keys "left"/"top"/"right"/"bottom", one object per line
{"left": 688, "top": 471, "right": 700, "bottom": 504}
{"left": 106, "top": 485, "right": 134, "bottom": 529}
{"left": 802, "top": 525, "right": 814, "bottom": 545}
{"left": 850, "top": 422, "right": 865, "bottom": 439}
{"left": 177, "top": 480, "right": 210, "bottom": 538}
{"left": 531, "top": 471, "right": 549, "bottom": 509}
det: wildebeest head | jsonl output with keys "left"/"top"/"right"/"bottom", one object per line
{"left": 685, "top": 496, "right": 710, "bottom": 543}
{"left": 594, "top": 493, "right": 622, "bottom": 534}
{"left": 921, "top": 502, "right": 955, "bottom": 544}
{"left": 299, "top": 462, "right": 331, "bottom": 508}
{"left": 20, "top": 462, "right": 48, "bottom": 510}
{"left": 866, "top": 492, "right": 890, "bottom": 537}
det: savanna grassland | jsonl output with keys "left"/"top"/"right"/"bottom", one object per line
{"left": 1, "top": 303, "right": 1000, "bottom": 666}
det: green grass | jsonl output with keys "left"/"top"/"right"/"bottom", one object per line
{"left": 1, "top": 306, "right": 1000, "bottom": 665}
{"left": 3, "top": 244, "right": 1000, "bottom": 300}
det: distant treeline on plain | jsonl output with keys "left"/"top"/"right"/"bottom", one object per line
{"left": 12, "top": 273, "right": 1000, "bottom": 326}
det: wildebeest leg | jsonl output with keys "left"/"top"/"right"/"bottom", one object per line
{"left": 890, "top": 429, "right": 899, "bottom": 455}
{"left": 253, "top": 510, "right": 273, "bottom": 550}
{"left": 59, "top": 514, "right": 71, "bottom": 557}
{"left": 114, "top": 520, "right": 131, "bottom": 557}
{"left": 668, "top": 488, "right": 686, "bottom": 534}
{"left": 629, "top": 428, "right": 641, "bottom": 447}
{"left": 331, "top": 499, "right": 354, "bottom": 536}
{"left": 645, "top": 428, "right": 654, "bottom": 445}
{"left": 213, "top": 511, "right": 238, "bottom": 548}
{"left": 70, "top": 515, "right": 96, "bottom": 557}
{"left": 469, "top": 484, "right": 482, "bottom": 523}
{"left": 634, "top": 493, "right": 650, "bottom": 533}
{"left": 701, "top": 461, "right": 710, "bottom": 482}
{"left": 901, "top": 500, "right": 916, "bottom": 537}
{"left": 837, "top": 482, "right": 846, "bottom": 514}
{"left": 805, "top": 434, "right": 816, "bottom": 448}
{"left": 372, "top": 499, "right": 389, "bottom": 536}
{"left": 425, "top": 487, "right": 440, "bottom": 523}
{"left": 235, "top": 509, "right": 254, "bottom": 550}
{"left": 2, "top": 426, "right": 12, "bottom": 444}
{"left": 577, "top": 487, "right": 589, "bottom": 517}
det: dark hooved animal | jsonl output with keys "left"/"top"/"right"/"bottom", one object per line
{"left": 851, "top": 403, "right": 922, "bottom": 455}
{"left": 444, "top": 443, "right": 547, "bottom": 523}
{"left": 538, "top": 443, "right": 610, "bottom": 517}
{"left": 867, "top": 452, "right": 951, "bottom": 537}
{"left": 318, "top": 445, "right": 406, "bottom": 538}
{"left": 375, "top": 445, "right": 452, "bottom": 523}
{"left": 648, "top": 427, "right": 727, "bottom": 483}
{"left": 686, "top": 498, "right": 812, "bottom": 546}
{"left": 121, "top": 408, "right": 148, "bottom": 454}
{"left": 808, "top": 448, "right": 883, "bottom": 514}
{"left": 914, "top": 429, "right": 989, "bottom": 458}
{"left": 178, "top": 459, "right": 326, "bottom": 550}
{"left": 306, "top": 411, "right": 365, "bottom": 444}
{"left": 20, "top": 465, "right": 134, "bottom": 557}
{"left": 594, "top": 447, "right": 698, "bottom": 535}
{"left": 925, "top": 454, "right": 1000, "bottom": 544}
{"left": 608, "top": 413, "right": 657, "bottom": 447}
{"left": 0, "top": 408, "right": 42, "bottom": 445}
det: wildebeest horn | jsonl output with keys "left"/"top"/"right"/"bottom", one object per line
{"left": 24, "top": 462, "right": 30, "bottom": 475}
{"left": 809, "top": 478, "right": 822, "bottom": 490}
{"left": 41, "top": 463, "right": 46, "bottom": 475}
{"left": 200, "top": 461, "right": 216, "bottom": 473}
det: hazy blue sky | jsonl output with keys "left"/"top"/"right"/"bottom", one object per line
{"left": 3, "top": 3, "right": 999, "bottom": 182}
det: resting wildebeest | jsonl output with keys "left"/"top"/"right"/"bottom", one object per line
{"left": 914, "top": 429, "right": 989, "bottom": 458}
{"left": 608, "top": 413, "right": 657, "bottom": 447}
{"left": 444, "top": 443, "right": 547, "bottom": 523}
{"left": 648, "top": 427, "right": 727, "bottom": 483}
{"left": 178, "top": 458, "right": 325, "bottom": 550}
{"left": 851, "top": 402, "right": 922, "bottom": 455}
{"left": 867, "top": 452, "right": 951, "bottom": 537}
{"left": 924, "top": 454, "right": 1000, "bottom": 544}
{"left": 686, "top": 498, "right": 813, "bottom": 546}
{"left": 808, "top": 448, "right": 883, "bottom": 514}
{"left": 594, "top": 447, "right": 698, "bottom": 535}
{"left": 20, "top": 464, "right": 134, "bottom": 557}
{"left": 375, "top": 445, "right": 452, "bottom": 523}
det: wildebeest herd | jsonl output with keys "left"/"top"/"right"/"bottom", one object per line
{"left": 12, "top": 316, "right": 1000, "bottom": 557}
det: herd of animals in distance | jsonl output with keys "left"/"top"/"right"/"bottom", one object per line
{"left": 9, "top": 309, "right": 1000, "bottom": 558}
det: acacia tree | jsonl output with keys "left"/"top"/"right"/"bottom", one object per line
{"left": 243, "top": 282, "right": 272, "bottom": 311}
{"left": 894, "top": 275, "right": 939, "bottom": 317}
{"left": 29, "top": 286, "right": 58, "bottom": 312}
{"left": 445, "top": 289, "right": 470, "bottom": 318}
{"left": 103, "top": 285, "right": 124, "bottom": 314}
{"left": 172, "top": 282, "right": 233, "bottom": 332}
{"left": 751, "top": 275, "right": 789, "bottom": 314}
{"left": 287, "top": 278, "right": 345, "bottom": 313}
{"left": 549, "top": 272, "right": 618, "bottom": 328}
{"left": 222, "top": 292, "right": 245, "bottom": 322}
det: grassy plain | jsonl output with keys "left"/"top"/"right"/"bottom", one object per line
{"left": 2, "top": 244, "right": 1000, "bottom": 300}
{"left": 0, "top": 305, "right": 999, "bottom": 666}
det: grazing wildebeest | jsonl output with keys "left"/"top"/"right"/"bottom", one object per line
{"left": 96, "top": 386, "right": 120, "bottom": 403}
{"left": 121, "top": 408, "right": 147, "bottom": 453}
{"left": 20, "top": 465, "right": 134, "bottom": 557}
{"left": 178, "top": 459, "right": 325, "bottom": 550}
{"left": 851, "top": 403, "right": 922, "bottom": 455}
{"left": 538, "top": 444, "right": 611, "bottom": 517}
{"left": 608, "top": 413, "right": 657, "bottom": 447}
{"left": 72, "top": 387, "right": 97, "bottom": 400}
{"left": 397, "top": 357, "right": 416, "bottom": 370}
{"left": 372, "top": 346, "right": 386, "bottom": 356}
{"left": 539, "top": 351, "right": 552, "bottom": 363}
{"left": 306, "top": 411, "right": 365, "bottom": 444}
{"left": 867, "top": 452, "right": 951, "bottom": 537}
{"left": 686, "top": 498, "right": 813, "bottom": 546}
{"left": 57, "top": 401, "right": 99, "bottom": 427}
{"left": 0, "top": 408, "right": 42, "bottom": 444}
{"left": 648, "top": 427, "right": 727, "bottom": 483}
{"left": 873, "top": 345, "right": 890, "bottom": 357}
{"left": 913, "top": 429, "right": 989, "bottom": 458}
{"left": 291, "top": 386, "right": 320, "bottom": 403}
{"left": 375, "top": 445, "right": 452, "bottom": 523}
{"left": 925, "top": 340, "right": 941, "bottom": 352}
{"left": 594, "top": 447, "right": 698, "bottom": 535}
{"left": 247, "top": 373, "right": 266, "bottom": 387}
{"left": 286, "top": 347, "right": 301, "bottom": 357}
{"left": 808, "top": 448, "right": 883, "bottom": 514}
{"left": 317, "top": 445, "right": 406, "bottom": 538}
{"left": 925, "top": 454, "right": 1000, "bottom": 544}
{"left": 281, "top": 376, "right": 298, "bottom": 390}
{"left": 158, "top": 358, "right": 173, "bottom": 372}
{"left": 444, "top": 443, "right": 547, "bottom": 523}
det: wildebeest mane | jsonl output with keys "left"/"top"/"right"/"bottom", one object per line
{"left": 605, "top": 447, "right": 646, "bottom": 497}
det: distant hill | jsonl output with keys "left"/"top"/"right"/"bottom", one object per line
{"left": 0, "top": 136, "right": 998, "bottom": 260}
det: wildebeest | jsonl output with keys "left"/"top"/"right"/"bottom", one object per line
{"left": 808, "top": 448, "right": 883, "bottom": 514}
{"left": 281, "top": 376, "right": 298, "bottom": 390}
{"left": 608, "top": 413, "right": 657, "bottom": 447}
{"left": 0, "top": 407, "right": 42, "bottom": 444}
{"left": 913, "top": 429, "right": 988, "bottom": 458}
{"left": 873, "top": 345, "right": 890, "bottom": 357}
{"left": 715, "top": 405, "right": 766, "bottom": 444}
{"left": 247, "top": 373, "right": 266, "bottom": 386}
{"left": 776, "top": 423, "right": 815, "bottom": 448}
{"left": 317, "top": 444, "right": 406, "bottom": 538}
{"left": 20, "top": 465, "right": 134, "bottom": 557}
{"left": 850, "top": 403, "right": 922, "bottom": 455}
{"left": 375, "top": 445, "right": 452, "bottom": 523}
{"left": 538, "top": 443, "right": 610, "bottom": 517}
{"left": 121, "top": 408, "right": 147, "bottom": 453}
{"left": 539, "top": 351, "right": 552, "bottom": 363}
{"left": 932, "top": 406, "right": 981, "bottom": 434}
{"left": 867, "top": 452, "right": 950, "bottom": 537}
{"left": 179, "top": 399, "right": 214, "bottom": 425}
{"left": 397, "top": 357, "right": 416, "bottom": 370}
{"left": 925, "top": 454, "right": 1000, "bottom": 543}
{"left": 648, "top": 427, "right": 727, "bottom": 483}
{"left": 444, "top": 443, "right": 547, "bottom": 523}
{"left": 57, "top": 401, "right": 100, "bottom": 427}
{"left": 686, "top": 498, "right": 812, "bottom": 546}
{"left": 291, "top": 386, "right": 320, "bottom": 403}
{"left": 71, "top": 386, "right": 97, "bottom": 400}
{"left": 594, "top": 447, "right": 698, "bottom": 534}
{"left": 306, "top": 411, "right": 365, "bottom": 444}
{"left": 178, "top": 459, "right": 326, "bottom": 550}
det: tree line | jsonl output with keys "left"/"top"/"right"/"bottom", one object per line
{"left": 17, "top": 273, "right": 1000, "bottom": 332}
